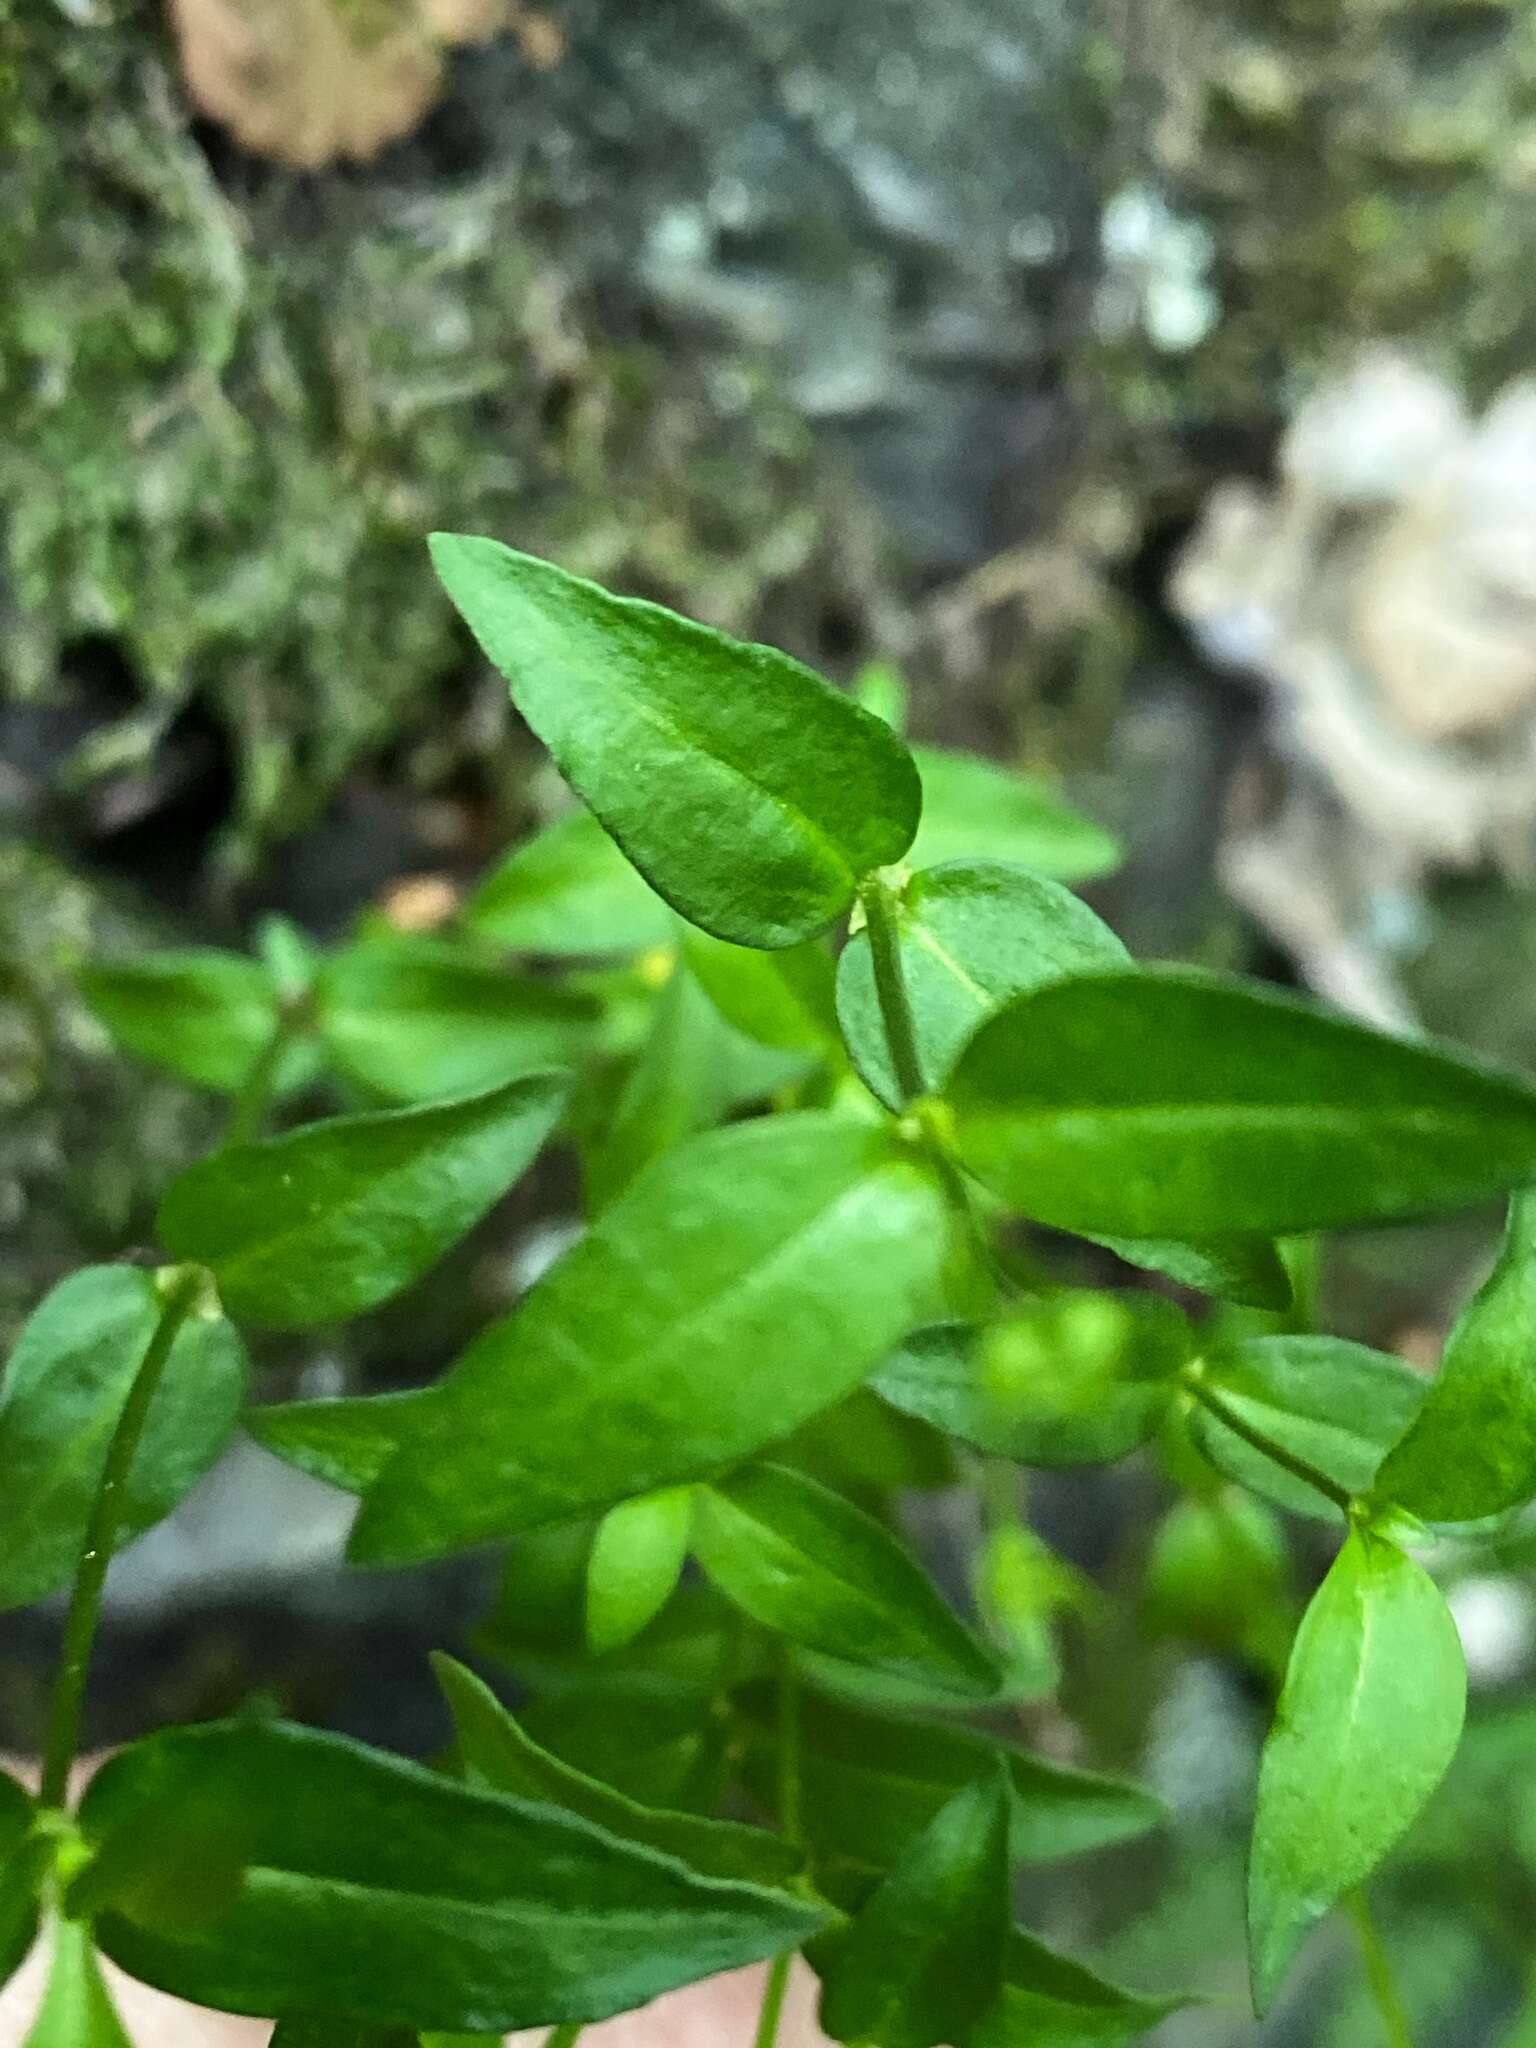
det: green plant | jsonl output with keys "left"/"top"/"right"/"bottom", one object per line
{"left": 11, "top": 536, "right": 1536, "bottom": 2045}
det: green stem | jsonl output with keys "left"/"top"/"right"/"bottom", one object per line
{"left": 858, "top": 874, "right": 926, "bottom": 1107}
{"left": 1347, "top": 1890, "right": 1415, "bottom": 2048}
{"left": 1182, "top": 1369, "right": 1354, "bottom": 1515}
{"left": 753, "top": 1953, "right": 793, "bottom": 2048}
{"left": 544, "top": 2026, "right": 584, "bottom": 2048}
{"left": 39, "top": 1267, "right": 204, "bottom": 1809}
{"left": 225, "top": 1006, "right": 301, "bottom": 1145}
{"left": 752, "top": 1646, "right": 803, "bottom": 2048}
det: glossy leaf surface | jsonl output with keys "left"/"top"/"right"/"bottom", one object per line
{"left": 949, "top": 969, "right": 1536, "bottom": 1238}
{"left": 819, "top": 1765, "right": 1011, "bottom": 2048}
{"left": 0, "top": 1266, "right": 246, "bottom": 1609}
{"left": 346, "top": 1114, "right": 952, "bottom": 1561}
{"left": 585, "top": 1487, "right": 694, "bottom": 1654}
{"left": 316, "top": 935, "right": 596, "bottom": 1102}
{"left": 80, "top": 1719, "right": 824, "bottom": 2032}
{"left": 837, "top": 859, "right": 1127, "bottom": 1105}
{"left": 1376, "top": 1192, "right": 1536, "bottom": 1521}
{"left": 1248, "top": 1530, "right": 1466, "bottom": 2011}
{"left": 430, "top": 535, "right": 921, "bottom": 947}
{"left": 693, "top": 1463, "right": 999, "bottom": 1698}
{"left": 158, "top": 1073, "right": 566, "bottom": 1329}
{"left": 1190, "top": 1337, "right": 1425, "bottom": 1519}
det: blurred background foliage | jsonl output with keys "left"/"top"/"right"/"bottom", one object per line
{"left": 10, "top": 0, "right": 1536, "bottom": 2040}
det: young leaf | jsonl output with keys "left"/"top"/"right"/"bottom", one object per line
{"left": 80, "top": 950, "right": 308, "bottom": 1096}
{"left": 429, "top": 535, "right": 921, "bottom": 947}
{"left": 78, "top": 1718, "right": 825, "bottom": 2033}
{"left": 1375, "top": 1192, "right": 1536, "bottom": 1521}
{"left": 966, "top": 1927, "right": 1190, "bottom": 2047}
{"left": 818, "top": 1763, "right": 1011, "bottom": 2048}
{"left": 463, "top": 808, "right": 674, "bottom": 956}
{"left": 315, "top": 934, "right": 597, "bottom": 1102}
{"left": 693, "top": 1463, "right": 1000, "bottom": 1699}
{"left": 836, "top": 859, "right": 1127, "bottom": 1105}
{"left": 1143, "top": 1493, "right": 1293, "bottom": 1670}
{"left": 23, "top": 1922, "right": 134, "bottom": 2048}
{"left": 157, "top": 1072, "right": 566, "bottom": 1329}
{"left": 738, "top": 1688, "right": 1161, "bottom": 1873}
{"left": 0, "top": 1266, "right": 247, "bottom": 1610}
{"left": 873, "top": 1302, "right": 1188, "bottom": 1469}
{"left": 585, "top": 1487, "right": 694, "bottom": 1654}
{"left": 1189, "top": 1336, "right": 1426, "bottom": 1519}
{"left": 908, "top": 747, "right": 1120, "bottom": 881}
{"left": 949, "top": 968, "right": 1536, "bottom": 1238}
{"left": 1248, "top": 1529, "right": 1466, "bottom": 2012}
{"left": 432, "top": 1654, "right": 801, "bottom": 1887}
{"left": 344, "top": 1113, "right": 953, "bottom": 1562}
{"left": 684, "top": 929, "right": 839, "bottom": 1054}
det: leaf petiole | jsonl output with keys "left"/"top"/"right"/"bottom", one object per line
{"left": 1347, "top": 1889, "right": 1416, "bottom": 2048}
{"left": 857, "top": 872, "right": 926, "bottom": 1108}
{"left": 38, "top": 1265, "right": 209, "bottom": 1809}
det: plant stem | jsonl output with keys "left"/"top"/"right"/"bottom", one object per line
{"left": 1348, "top": 1890, "right": 1415, "bottom": 2048}
{"left": 544, "top": 2026, "right": 584, "bottom": 2048}
{"left": 858, "top": 873, "right": 926, "bottom": 1107}
{"left": 753, "top": 1953, "right": 793, "bottom": 2048}
{"left": 752, "top": 1646, "right": 803, "bottom": 2048}
{"left": 225, "top": 1007, "right": 300, "bottom": 1145}
{"left": 1181, "top": 1369, "right": 1354, "bottom": 1515}
{"left": 39, "top": 1267, "right": 204, "bottom": 1809}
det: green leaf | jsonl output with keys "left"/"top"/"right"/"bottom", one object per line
{"left": 873, "top": 1302, "right": 1188, "bottom": 1469}
{"left": 684, "top": 929, "right": 839, "bottom": 1053}
{"left": 0, "top": 1770, "right": 39, "bottom": 1987}
{"left": 948, "top": 967, "right": 1536, "bottom": 1237}
{"left": 249, "top": 1387, "right": 437, "bottom": 1496}
{"left": 693, "top": 1463, "right": 1000, "bottom": 1699}
{"left": 315, "top": 934, "right": 597, "bottom": 1103}
{"left": 586, "top": 1487, "right": 694, "bottom": 1654}
{"left": 269, "top": 2023, "right": 417, "bottom": 2048}
{"left": 908, "top": 748, "right": 1119, "bottom": 881}
{"left": 432, "top": 1654, "right": 801, "bottom": 1887}
{"left": 1190, "top": 1336, "right": 1426, "bottom": 1519}
{"left": 79, "top": 1718, "right": 825, "bottom": 2033}
{"left": 1094, "top": 1231, "right": 1292, "bottom": 1312}
{"left": 80, "top": 950, "right": 310, "bottom": 1096}
{"left": 837, "top": 860, "right": 1127, "bottom": 1106}
{"left": 343, "top": 1112, "right": 953, "bottom": 1562}
{"left": 1375, "top": 1192, "right": 1536, "bottom": 1521}
{"left": 463, "top": 809, "right": 674, "bottom": 956}
{"left": 818, "top": 1764, "right": 1011, "bottom": 2048}
{"left": 738, "top": 1689, "right": 1161, "bottom": 1873}
{"left": 429, "top": 535, "right": 921, "bottom": 947}
{"left": 1248, "top": 1528, "right": 1466, "bottom": 2012}
{"left": 580, "top": 957, "right": 805, "bottom": 1212}
{"left": 966, "top": 1928, "right": 1190, "bottom": 2047}
{"left": 0, "top": 1266, "right": 246, "bottom": 1610}
{"left": 23, "top": 1923, "right": 134, "bottom": 2048}
{"left": 158, "top": 1073, "right": 566, "bottom": 1329}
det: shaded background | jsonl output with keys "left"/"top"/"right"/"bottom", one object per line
{"left": 8, "top": 0, "right": 1536, "bottom": 2040}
